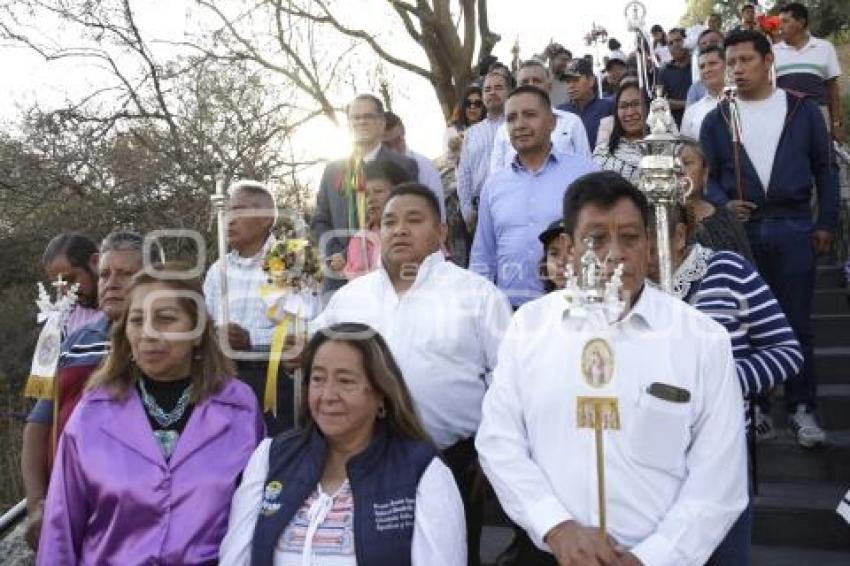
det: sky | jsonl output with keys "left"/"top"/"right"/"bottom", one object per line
{"left": 0, "top": 0, "right": 686, "bottom": 168}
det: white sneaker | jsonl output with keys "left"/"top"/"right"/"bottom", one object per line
{"left": 754, "top": 406, "right": 776, "bottom": 443}
{"left": 788, "top": 405, "right": 827, "bottom": 448}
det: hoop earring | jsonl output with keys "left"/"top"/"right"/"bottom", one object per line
{"left": 376, "top": 404, "right": 387, "bottom": 419}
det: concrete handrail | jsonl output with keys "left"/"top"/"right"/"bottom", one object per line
{"left": 0, "top": 499, "right": 26, "bottom": 538}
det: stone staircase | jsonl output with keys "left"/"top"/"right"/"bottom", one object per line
{"left": 751, "top": 262, "right": 850, "bottom": 563}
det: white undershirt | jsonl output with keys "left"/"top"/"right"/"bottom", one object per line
{"left": 737, "top": 89, "right": 787, "bottom": 192}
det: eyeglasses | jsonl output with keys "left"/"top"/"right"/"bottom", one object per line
{"left": 617, "top": 100, "right": 643, "bottom": 111}
{"left": 464, "top": 99, "right": 484, "bottom": 108}
{"left": 349, "top": 113, "right": 380, "bottom": 123}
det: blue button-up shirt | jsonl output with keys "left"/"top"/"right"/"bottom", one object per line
{"left": 469, "top": 151, "right": 598, "bottom": 307}
{"left": 558, "top": 96, "right": 614, "bottom": 149}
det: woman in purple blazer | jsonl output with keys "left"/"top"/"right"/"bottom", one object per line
{"left": 38, "top": 267, "right": 264, "bottom": 565}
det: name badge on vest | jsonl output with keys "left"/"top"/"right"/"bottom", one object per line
{"left": 261, "top": 480, "right": 283, "bottom": 516}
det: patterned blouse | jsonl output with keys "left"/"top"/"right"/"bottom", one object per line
{"left": 592, "top": 138, "right": 643, "bottom": 184}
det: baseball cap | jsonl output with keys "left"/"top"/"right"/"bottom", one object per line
{"left": 539, "top": 219, "right": 565, "bottom": 245}
{"left": 563, "top": 58, "right": 595, "bottom": 78}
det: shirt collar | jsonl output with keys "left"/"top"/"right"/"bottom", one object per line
{"left": 379, "top": 250, "right": 445, "bottom": 295}
{"left": 510, "top": 148, "right": 559, "bottom": 174}
{"left": 228, "top": 235, "right": 275, "bottom": 268}
{"left": 558, "top": 281, "right": 659, "bottom": 331}
{"left": 362, "top": 144, "right": 382, "bottom": 162}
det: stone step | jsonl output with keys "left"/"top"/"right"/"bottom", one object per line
{"left": 816, "top": 264, "right": 845, "bottom": 290}
{"left": 813, "top": 288, "right": 850, "bottom": 314}
{"left": 772, "top": 384, "right": 850, "bottom": 430}
{"left": 752, "top": 482, "right": 850, "bottom": 550}
{"left": 751, "top": 545, "right": 850, "bottom": 566}
{"left": 812, "top": 314, "right": 850, "bottom": 348}
{"left": 814, "top": 347, "right": 850, "bottom": 385}
{"left": 478, "top": 524, "right": 850, "bottom": 563}
{"left": 755, "top": 428, "right": 850, "bottom": 484}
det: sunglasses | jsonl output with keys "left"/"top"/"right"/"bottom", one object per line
{"left": 464, "top": 99, "right": 484, "bottom": 108}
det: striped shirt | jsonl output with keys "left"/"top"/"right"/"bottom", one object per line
{"left": 456, "top": 115, "right": 504, "bottom": 222}
{"left": 774, "top": 36, "right": 841, "bottom": 105}
{"left": 674, "top": 246, "right": 802, "bottom": 419}
{"left": 204, "top": 237, "right": 277, "bottom": 349}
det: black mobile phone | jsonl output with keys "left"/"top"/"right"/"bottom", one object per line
{"left": 647, "top": 382, "right": 691, "bottom": 403}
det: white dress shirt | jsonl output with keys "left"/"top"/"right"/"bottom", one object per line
{"left": 476, "top": 284, "right": 748, "bottom": 566}
{"left": 456, "top": 115, "right": 505, "bottom": 222}
{"left": 680, "top": 93, "right": 719, "bottom": 140}
{"left": 219, "top": 438, "right": 466, "bottom": 566}
{"left": 311, "top": 251, "right": 512, "bottom": 448}
{"left": 407, "top": 148, "right": 447, "bottom": 222}
{"left": 489, "top": 109, "right": 590, "bottom": 174}
{"left": 204, "top": 236, "right": 277, "bottom": 348}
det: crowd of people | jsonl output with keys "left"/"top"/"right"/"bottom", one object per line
{"left": 19, "top": 2, "right": 846, "bottom": 565}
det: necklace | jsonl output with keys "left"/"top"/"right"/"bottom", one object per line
{"left": 138, "top": 378, "right": 192, "bottom": 428}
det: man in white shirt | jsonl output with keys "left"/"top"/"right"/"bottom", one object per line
{"left": 312, "top": 183, "right": 512, "bottom": 565}
{"left": 382, "top": 111, "right": 446, "bottom": 221}
{"left": 476, "top": 171, "right": 748, "bottom": 565}
{"left": 204, "top": 182, "right": 294, "bottom": 432}
{"left": 681, "top": 45, "right": 725, "bottom": 139}
{"left": 490, "top": 60, "right": 590, "bottom": 174}
{"left": 457, "top": 71, "right": 509, "bottom": 231}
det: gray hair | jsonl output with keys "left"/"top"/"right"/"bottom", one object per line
{"left": 100, "top": 230, "right": 163, "bottom": 264}
{"left": 519, "top": 59, "right": 551, "bottom": 80}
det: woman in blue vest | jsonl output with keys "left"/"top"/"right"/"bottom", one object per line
{"left": 220, "top": 322, "right": 466, "bottom": 565}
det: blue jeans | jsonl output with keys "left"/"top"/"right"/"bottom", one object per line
{"left": 746, "top": 217, "right": 817, "bottom": 410}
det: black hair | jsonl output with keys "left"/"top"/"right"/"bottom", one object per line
{"left": 487, "top": 63, "right": 516, "bottom": 89}
{"left": 608, "top": 80, "right": 648, "bottom": 154}
{"left": 779, "top": 3, "right": 808, "bottom": 27}
{"left": 668, "top": 27, "right": 686, "bottom": 39}
{"left": 651, "top": 25, "right": 667, "bottom": 47}
{"left": 364, "top": 160, "right": 412, "bottom": 187}
{"left": 347, "top": 94, "right": 385, "bottom": 116}
{"left": 562, "top": 171, "right": 651, "bottom": 236}
{"left": 698, "top": 28, "right": 724, "bottom": 43}
{"left": 384, "top": 111, "right": 403, "bottom": 131}
{"left": 724, "top": 29, "right": 772, "bottom": 58}
{"left": 386, "top": 182, "right": 442, "bottom": 222}
{"left": 699, "top": 44, "right": 725, "bottom": 61}
{"left": 456, "top": 85, "right": 487, "bottom": 128}
{"left": 605, "top": 58, "right": 627, "bottom": 71}
{"left": 608, "top": 38, "right": 621, "bottom": 51}
{"left": 506, "top": 84, "right": 552, "bottom": 110}
{"left": 43, "top": 233, "right": 97, "bottom": 272}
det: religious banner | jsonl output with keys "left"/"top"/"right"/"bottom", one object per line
{"left": 24, "top": 278, "right": 79, "bottom": 399}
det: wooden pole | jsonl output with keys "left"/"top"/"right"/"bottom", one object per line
{"left": 595, "top": 406, "right": 607, "bottom": 538}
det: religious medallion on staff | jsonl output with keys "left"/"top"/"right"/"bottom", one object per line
{"left": 581, "top": 338, "right": 614, "bottom": 389}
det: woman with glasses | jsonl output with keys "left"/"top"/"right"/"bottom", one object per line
{"left": 592, "top": 80, "right": 650, "bottom": 184}
{"left": 38, "top": 267, "right": 264, "bottom": 565}
{"left": 220, "top": 322, "right": 466, "bottom": 565}
{"left": 443, "top": 86, "right": 487, "bottom": 163}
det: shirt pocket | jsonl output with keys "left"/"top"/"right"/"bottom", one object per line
{"left": 628, "top": 391, "right": 691, "bottom": 476}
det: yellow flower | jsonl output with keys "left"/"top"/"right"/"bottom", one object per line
{"left": 267, "top": 257, "right": 285, "bottom": 273}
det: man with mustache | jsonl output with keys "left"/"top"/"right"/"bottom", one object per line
{"left": 477, "top": 172, "right": 748, "bottom": 565}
